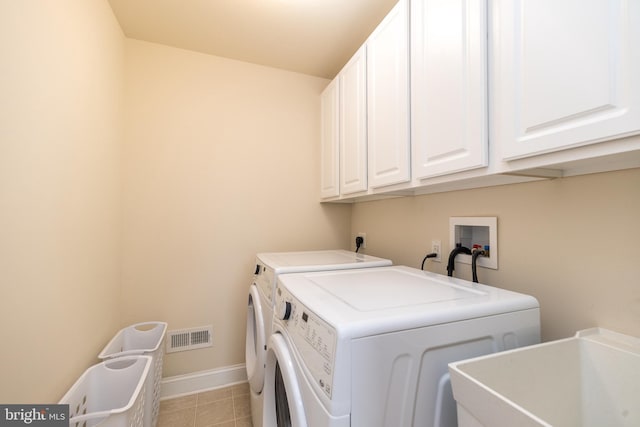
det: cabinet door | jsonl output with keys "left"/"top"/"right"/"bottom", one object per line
{"left": 339, "top": 46, "right": 368, "bottom": 195}
{"left": 494, "top": 0, "right": 640, "bottom": 160}
{"left": 411, "top": 0, "right": 488, "bottom": 179}
{"left": 367, "top": 0, "right": 411, "bottom": 188}
{"left": 320, "top": 78, "right": 339, "bottom": 199}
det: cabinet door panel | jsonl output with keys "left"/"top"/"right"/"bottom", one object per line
{"left": 339, "top": 47, "right": 368, "bottom": 195}
{"left": 320, "top": 79, "right": 339, "bottom": 199}
{"left": 367, "top": 0, "right": 411, "bottom": 188}
{"left": 496, "top": 0, "right": 640, "bottom": 160}
{"left": 412, "top": 0, "right": 488, "bottom": 179}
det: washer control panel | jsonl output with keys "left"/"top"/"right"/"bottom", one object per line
{"left": 275, "top": 285, "right": 336, "bottom": 399}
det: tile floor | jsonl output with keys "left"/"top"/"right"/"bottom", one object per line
{"left": 158, "top": 383, "right": 253, "bottom": 427}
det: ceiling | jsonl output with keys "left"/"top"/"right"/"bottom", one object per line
{"left": 107, "top": 0, "right": 399, "bottom": 79}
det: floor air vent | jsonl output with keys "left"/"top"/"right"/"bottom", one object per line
{"left": 166, "top": 325, "right": 213, "bottom": 353}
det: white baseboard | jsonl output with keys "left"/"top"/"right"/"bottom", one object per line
{"left": 160, "top": 363, "right": 247, "bottom": 400}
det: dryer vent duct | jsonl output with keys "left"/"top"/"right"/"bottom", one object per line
{"left": 166, "top": 325, "right": 213, "bottom": 353}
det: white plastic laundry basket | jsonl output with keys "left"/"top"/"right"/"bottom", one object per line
{"left": 60, "top": 356, "right": 152, "bottom": 427}
{"left": 98, "top": 322, "right": 167, "bottom": 427}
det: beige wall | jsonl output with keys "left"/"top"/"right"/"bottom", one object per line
{"left": 351, "top": 168, "right": 640, "bottom": 341}
{"left": 0, "top": 0, "right": 124, "bottom": 402}
{"left": 120, "top": 40, "right": 351, "bottom": 377}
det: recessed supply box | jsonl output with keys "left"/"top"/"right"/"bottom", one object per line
{"left": 449, "top": 328, "right": 640, "bottom": 427}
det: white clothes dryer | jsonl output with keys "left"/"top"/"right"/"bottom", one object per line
{"left": 245, "top": 250, "right": 391, "bottom": 427}
{"left": 263, "top": 265, "right": 541, "bottom": 427}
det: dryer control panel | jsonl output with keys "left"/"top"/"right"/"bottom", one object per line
{"left": 254, "top": 262, "right": 275, "bottom": 304}
{"left": 275, "top": 285, "right": 337, "bottom": 399}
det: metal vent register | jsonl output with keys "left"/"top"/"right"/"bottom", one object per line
{"left": 166, "top": 325, "right": 213, "bottom": 353}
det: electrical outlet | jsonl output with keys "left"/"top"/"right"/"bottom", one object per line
{"left": 431, "top": 240, "right": 441, "bottom": 262}
{"left": 357, "top": 232, "right": 366, "bottom": 249}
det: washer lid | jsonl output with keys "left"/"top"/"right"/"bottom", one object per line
{"left": 256, "top": 249, "right": 391, "bottom": 273}
{"left": 277, "top": 266, "right": 539, "bottom": 336}
{"left": 313, "top": 268, "right": 485, "bottom": 311}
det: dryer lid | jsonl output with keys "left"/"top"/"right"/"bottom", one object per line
{"left": 256, "top": 249, "right": 391, "bottom": 273}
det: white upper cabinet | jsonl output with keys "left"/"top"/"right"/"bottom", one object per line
{"left": 411, "top": 0, "right": 488, "bottom": 179}
{"left": 321, "top": 0, "right": 640, "bottom": 202}
{"left": 367, "top": 0, "right": 411, "bottom": 188}
{"left": 320, "top": 78, "right": 339, "bottom": 199}
{"left": 339, "top": 46, "right": 368, "bottom": 195}
{"left": 493, "top": 0, "right": 640, "bottom": 160}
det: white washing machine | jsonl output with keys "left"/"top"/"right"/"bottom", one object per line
{"left": 245, "top": 250, "right": 392, "bottom": 427}
{"left": 263, "top": 265, "right": 541, "bottom": 427}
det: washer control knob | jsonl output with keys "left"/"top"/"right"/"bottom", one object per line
{"left": 278, "top": 301, "right": 292, "bottom": 320}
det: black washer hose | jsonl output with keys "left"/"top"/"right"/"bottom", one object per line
{"left": 446, "top": 245, "right": 471, "bottom": 276}
{"left": 471, "top": 250, "right": 486, "bottom": 283}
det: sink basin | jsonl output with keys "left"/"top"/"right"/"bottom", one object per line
{"left": 448, "top": 328, "right": 640, "bottom": 427}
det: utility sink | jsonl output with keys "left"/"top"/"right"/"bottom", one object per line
{"left": 448, "top": 328, "right": 640, "bottom": 427}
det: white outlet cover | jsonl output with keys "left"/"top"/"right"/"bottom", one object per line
{"left": 357, "top": 232, "right": 366, "bottom": 249}
{"left": 431, "top": 239, "right": 441, "bottom": 262}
